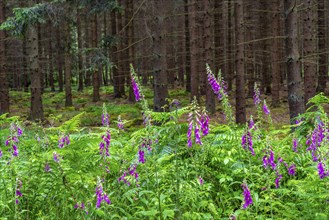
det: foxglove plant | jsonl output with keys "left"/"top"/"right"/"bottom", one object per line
{"left": 241, "top": 131, "right": 254, "bottom": 156}
{"left": 198, "top": 177, "right": 204, "bottom": 185}
{"left": 15, "top": 179, "right": 23, "bottom": 204}
{"left": 58, "top": 134, "right": 70, "bottom": 148}
{"left": 99, "top": 131, "right": 111, "bottom": 157}
{"left": 242, "top": 183, "right": 253, "bottom": 209}
{"left": 102, "top": 103, "right": 110, "bottom": 127}
{"left": 118, "top": 164, "right": 139, "bottom": 186}
{"left": 117, "top": 115, "right": 124, "bottom": 130}
{"left": 187, "top": 97, "right": 203, "bottom": 147}
{"left": 253, "top": 82, "right": 261, "bottom": 106}
{"left": 4, "top": 122, "right": 23, "bottom": 157}
{"left": 206, "top": 64, "right": 234, "bottom": 124}
{"left": 200, "top": 109, "right": 209, "bottom": 136}
{"left": 53, "top": 152, "right": 60, "bottom": 163}
{"left": 263, "top": 100, "right": 270, "bottom": 115}
{"left": 317, "top": 161, "right": 329, "bottom": 179}
{"left": 95, "top": 183, "right": 111, "bottom": 208}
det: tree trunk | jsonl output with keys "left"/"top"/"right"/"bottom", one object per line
{"left": 56, "top": 26, "right": 64, "bottom": 92}
{"left": 189, "top": 0, "right": 199, "bottom": 99}
{"left": 48, "top": 22, "right": 55, "bottom": 92}
{"left": 92, "top": 14, "right": 100, "bottom": 102}
{"left": 302, "top": 0, "right": 318, "bottom": 105}
{"left": 111, "top": 11, "right": 121, "bottom": 98}
{"left": 235, "top": 0, "right": 246, "bottom": 124}
{"left": 271, "top": 0, "right": 281, "bottom": 107}
{"left": 184, "top": 0, "right": 191, "bottom": 92}
{"left": 64, "top": 22, "right": 73, "bottom": 107}
{"left": 77, "top": 9, "right": 84, "bottom": 92}
{"left": 151, "top": 0, "right": 169, "bottom": 112}
{"left": 0, "top": 1, "right": 9, "bottom": 115}
{"left": 284, "top": 0, "right": 305, "bottom": 122}
{"left": 27, "top": 19, "right": 44, "bottom": 120}
{"left": 316, "top": 0, "right": 328, "bottom": 93}
{"left": 204, "top": 0, "right": 215, "bottom": 113}
{"left": 126, "top": 0, "right": 135, "bottom": 102}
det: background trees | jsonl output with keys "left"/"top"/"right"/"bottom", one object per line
{"left": 0, "top": 0, "right": 328, "bottom": 123}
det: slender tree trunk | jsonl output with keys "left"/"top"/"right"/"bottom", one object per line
{"left": 271, "top": 0, "right": 281, "bottom": 107}
{"left": 56, "top": 26, "right": 64, "bottom": 92}
{"left": 235, "top": 0, "right": 246, "bottom": 124}
{"left": 302, "top": 0, "right": 318, "bottom": 105}
{"left": 27, "top": 21, "right": 44, "bottom": 120}
{"left": 151, "top": 0, "right": 169, "bottom": 112}
{"left": 226, "top": 0, "right": 233, "bottom": 91}
{"left": 111, "top": 11, "right": 121, "bottom": 98}
{"left": 117, "top": 4, "right": 125, "bottom": 97}
{"left": 284, "top": 0, "right": 305, "bottom": 122}
{"left": 92, "top": 14, "right": 100, "bottom": 102}
{"left": 126, "top": 0, "right": 135, "bottom": 102}
{"left": 184, "top": 0, "right": 191, "bottom": 92}
{"left": 317, "top": 0, "right": 328, "bottom": 93}
{"left": 22, "top": 35, "right": 29, "bottom": 92}
{"left": 64, "top": 22, "right": 72, "bottom": 106}
{"left": 48, "top": 22, "right": 55, "bottom": 92}
{"left": 204, "top": 0, "right": 215, "bottom": 113}
{"left": 189, "top": 0, "right": 199, "bottom": 99}
{"left": 0, "top": 1, "right": 9, "bottom": 115}
{"left": 77, "top": 9, "right": 84, "bottom": 92}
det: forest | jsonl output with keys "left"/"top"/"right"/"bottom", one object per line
{"left": 0, "top": 0, "right": 329, "bottom": 219}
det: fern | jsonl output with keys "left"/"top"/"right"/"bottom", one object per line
{"left": 59, "top": 112, "right": 85, "bottom": 132}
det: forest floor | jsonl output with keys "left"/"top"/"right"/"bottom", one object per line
{"left": 7, "top": 86, "right": 299, "bottom": 129}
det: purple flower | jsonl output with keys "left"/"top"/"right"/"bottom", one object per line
{"left": 12, "top": 145, "right": 18, "bottom": 157}
{"left": 102, "top": 113, "right": 110, "bottom": 127}
{"left": 53, "top": 152, "right": 60, "bottom": 163}
{"left": 249, "top": 117, "right": 255, "bottom": 130}
{"left": 15, "top": 199, "right": 19, "bottom": 204}
{"left": 242, "top": 183, "right": 252, "bottom": 209}
{"left": 287, "top": 164, "right": 296, "bottom": 176}
{"left": 44, "top": 163, "right": 51, "bottom": 172}
{"left": 263, "top": 101, "right": 270, "bottom": 115}
{"left": 131, "top": 78, "right": 141, "bottom": 102}
{"left": 317, "top": 162, "right": 328, "bottom": 179}
{"left": 195, "top": 124, "right": 202, "bottom": 145}
{"left": 292, "top": 139, "right": 299, "bottom": 152}
{"left": 187, "top": 117, "right": 193, "bottom": 147}
{"left": 17, "top": 127, "right": 23, "bottom": 136}
{"left": 117, "top": 116, "right": 124, "bottom": 130}
{"left": 16, "top": 190, "right": 22, "bottom": 197}
{"left": 138, "top": 149, "right": 145, "bottom": 164}
{"left": 95, "top": 184, "right": 111, "bottom": 208}
{"left": 0, "top": 150, "right": 2, "bottom": 158}
{"left": 275, "top": 173, "right": 282, "bottom": 188}
{"left": 200, "top": 113, "right": 209, "bottom": 136}
{"left": 241, "top": 132, "right": 254, "bottom": 156}
{"left": 253, "top": 83, "right": 260, "bottom": 106}
{"left": 74, "top": 203, "right": 79, "bottom": 209}
{"left": 268, "top": 150, "right": 276, "bottom": 170}
{"left": 198, "top": 177, "right": 203, "bottom": 185}
{"left": 5, "top": 139, "right": 9, "bottom": 146}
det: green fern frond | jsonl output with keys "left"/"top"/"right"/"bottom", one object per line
{"left": 59, "top": 112, "right": 85, "bottom": 132}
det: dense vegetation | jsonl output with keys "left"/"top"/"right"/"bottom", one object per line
{"left": 1, "top": 68, "right": 329, "bottom": 219}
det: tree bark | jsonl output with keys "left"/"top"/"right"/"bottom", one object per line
{"left": 151, "top": 0, "right": 169, "bottom": 112}
{"left": 27, "top": 9, "right": 44, "bottom": 120}
{"left": 0, "top": 1, "right": 9, "bottom": 115}
{"left": 48, "top": 22, "right": 55, "bottom": 92}
{"left": 302, "top": 0, "right": 318, "bottom": 105}
{"left": 77, "top": 8, "right": 84, "bottom": 92}
{"left": 64, "top": 22, "right": 72, "bottom": 106}
{"left": 235, "top": 0, "right": 246, "bottom": 124}
{"left": 184, "top": 0, "right": 191, "bottom": 92}
{"left": 189, "top": 0, "right": 199, "bottom": 99}
{"left": 271, "top": 0, "right": 281, "bottom": 107}
{"left": 56, "top": 26, "right": 64, "bottom": 92}
{"left": 316, "top": 0, "right": 327, "bottom": 93}
{"left": 92, "top": 14, "right": 100, "bottom": 102}
{"left": 284, "top": 0, "right": 305, "bottom": 122}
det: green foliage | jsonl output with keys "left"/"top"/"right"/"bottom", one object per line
{"left": 1, "top": 93, "right": 329, "bottom": 219}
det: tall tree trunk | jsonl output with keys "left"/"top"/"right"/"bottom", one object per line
{"left": 151, "top": 0, "right": 169, "bottom": 112}
{"left": 64, "top": 22, "right": 72, "bottom": 106}
{"left": 271, "top": 0, "right": 281, "bottom": 107}
{"left": 0, "top": 1, "right": 9, "bottom": 115}
{"left": 235, "top": 0, "right": 246, "bottom": 124}
{"left": 77, "top": 9, "right": 84, "bottom": 92}
{"left": 284, "top": 0, "right": 305, "bottom": 122}
{"left": 116, "top": 3, "right": 125, "bottom": 97}
{"left": 316, "top": 0, "right": 328, "bottom": 93}
{"left": 111, "top": 11, "right": 121, "bottom": 98}
{"left": 48, "top": 22, "right": 55, "bottom": 92}
{"left": 126, "top": 0, "right": 135, "bottom": 102}
{"left": 56, "top": 26, "right": 64, "bottom": 92}
{"left": 302, "top": 0, "right": 318, "bottom": 105}
{"left": 27, "top": 18, "right": 44, "bottom": 120}
{"left": 92, "top": 14, "right": 100, "bottom": 102}
{"left": 184, "top": 0, "right": 191, "bottom": 92}
{"left": 226, "top": 0, "right": 233, "bottom": 91}
{"left": 189, "top": 0, "right": 199, "bottom": 99}
{"left": 204, "top": 0, "right": 215, "bottom": 113}
{"left": 22, "top": 35, "right": 29, "bottom": 92}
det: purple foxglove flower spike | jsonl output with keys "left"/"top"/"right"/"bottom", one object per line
{"left": 263, "top": 100, "right": 270, "bottom": 115}
{"left": 17, "top": 127, "right": 23, "bottom": 136}
{"left": 195, "top": 124, "right": 202, "bottom": 145}
{"left": 198, "top": 177, "right": 203, "bottom": 185}
{"left": 53, "top": 152, "right": 60, "bottom": 162}
{"left": 242, "top": 183, "right": 253, "bottom": 209}
{"left": 138, "top": 149, "right": 145, "bottom": 164}
{"left": 275, "top": 172, "right": 282, "bottom": 188}
{"left": 253, "top": 83, "right": 261, "bottom": 106}
{"left": 288, "top": 164, "right": 296, "bottom": 176}
{"left": 317, "top": 162, "right": 328, "bottom": 179}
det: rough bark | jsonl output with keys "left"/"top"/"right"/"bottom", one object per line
{"left": 316, "top": 0, "right": 327, "bottom": 93}
{"left": 56, "top": 26, "right": 64, "bottom": 92}
{"left": 151, "top": 0, "right": 169, "bottom": 112}
{"left": 189, "top": 0, "right": 199, "bottom": 99}
{"left": 77, "top": 8, "right": 84, "bottom": 92}
{"left": 184, "top": 0, "right": 191, "bottom": 92}
{"left": 271, "top": 0, "right": 281, "bottom": 107}
{"left": 64, "top": 22, "right": 72, "bottom": 106}
{"left": 284, "top": 0, "right": 305, "bottom": 122}
{"left": 204, "top": 0, "right": 215, "bottom": 113}
{"left": 235, "top": 0, "right": 246, "bottom": 124}
{"left": 48, "top": 22, "right": 55, "bottom": 92}
{"left": 0, "top": 1, "right": 9, "bottom": 115}
{"left": 27, "top": 15, "right": 44, "bottom": 120}
{"left": 302, "top": 0, "right": 318, "bottom": 105}
{"left": 92, "top": 14, "right": 100, "bottom": 102}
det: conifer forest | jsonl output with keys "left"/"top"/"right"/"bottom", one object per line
{"left": 1, "top": 0, "right": 329, "bottom": 219}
